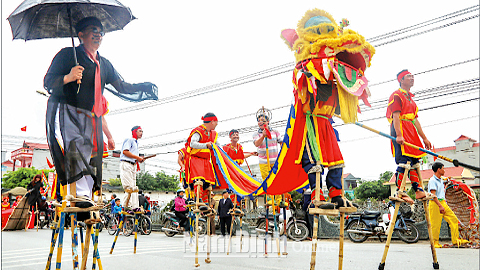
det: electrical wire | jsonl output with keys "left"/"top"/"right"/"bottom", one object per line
{"left": 107, "top": 7, "right": 479, "bottom": 116}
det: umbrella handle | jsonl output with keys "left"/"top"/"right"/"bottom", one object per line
{"left": 66, "top": 6, "right": 81, "bottom": 86}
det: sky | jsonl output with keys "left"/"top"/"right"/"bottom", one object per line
{"left": 1, "top": 0, "right": 479, "bottom": 181}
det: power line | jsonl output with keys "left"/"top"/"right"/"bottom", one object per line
{"left": 339, "top": 115, "right": 480, "bottom": 143}
{"left": 366, "top": 5, "right": 479, "bottom": 42}
{"left": 139, "top": 95, "right": 479, "bottom": 151}
{"left": 108, "top": 7, "right": 478, "bottom": 116}
{"left": 137, "top": 78, "right": 479, "bottom": 149}
{"left": 372, "top": 14, "right": 479, "bottom": 47}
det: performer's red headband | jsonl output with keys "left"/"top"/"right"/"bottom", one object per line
{"left": 397, "top": 70, "right": 411, "bottom": 83}
{"left": 201, "top": 116, "right": 218, "bottom": 122}
{"left": 132, "top": 126, "right": 142, "bottom": 139}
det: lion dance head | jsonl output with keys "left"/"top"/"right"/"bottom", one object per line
{"left": 281, "top": 9, "right": 375, "bottom": 123}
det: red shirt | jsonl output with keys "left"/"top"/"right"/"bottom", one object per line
{"left": 223, "top": 143, "right": 245, "bottom": 165}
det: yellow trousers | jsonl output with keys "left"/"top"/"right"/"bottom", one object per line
{"left": 259, "top": 163, "right": 275, "bottom": 180}
{"left": 428, "top": 200, "right": 461, "bottom": 244}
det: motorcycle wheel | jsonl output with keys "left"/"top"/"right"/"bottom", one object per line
{"left": 140, "top": 216, "right": 152, "bottom": 235}
{"left": 397, "top": 220, "right": 419, "bottom": 244}
{"left": 163, "top": 220, "right": 176, "bottom": 237}
{"left": 286, "top": 222, "right": 309, "bottom": 241}
{"left": 256, "top": 220, "right": 267, "bottom": 237}
{"left": 107, "top": 218, "right": 118, "bottom": 235}
{"left": 197, "top": 220, "right": 207, "bottom": 236}
{"left": 346, "top": 221, "right": 369, "bottom": 243}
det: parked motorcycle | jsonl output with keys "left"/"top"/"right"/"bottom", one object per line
{"left": 162, "top": 209, "right": 207, "bottom": 237}
{"left": 255, "top": 201, "right": 309, "bottom": 241}
{"left": 345, "top": 202, "right": 419, "bottom": 243}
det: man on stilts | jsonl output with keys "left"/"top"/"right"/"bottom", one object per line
{"left": 386, "top": 69, "right": 434, "bottom": 204}
{"left": 380, "top": 69, "right": 439, "bottom": 270}
{"left": 44, "top": 16, "right": 157, "bottom": 269}
{"left": 185, "top": 112, "right": 219, "bottom": 267}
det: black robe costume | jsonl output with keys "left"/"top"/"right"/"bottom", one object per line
{"left": 44, "top": 45, "right": 158, "bottom": 194}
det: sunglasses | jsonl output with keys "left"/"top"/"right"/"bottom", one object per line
{"left": 85, "top": 27, "right": 105, "bottom": 37}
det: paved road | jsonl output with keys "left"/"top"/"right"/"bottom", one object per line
{"left": 1, "top": 229, "right": 477, "bottom": 269}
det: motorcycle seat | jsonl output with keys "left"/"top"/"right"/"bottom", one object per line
{"left": 260, "top": 213, "right": 280, "bottom": 219}
{"left": 364, "top": 210, "right": 381, "bottom": 216}
{"left": 165, "top": 212, "right": 176, "bottom": 218}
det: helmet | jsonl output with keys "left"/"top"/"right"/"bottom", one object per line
{"left": 41, "top": 196, "right": 46, "bottom": 201}
{"left": 176, "top": 189, "right": 184, "bottom": 195}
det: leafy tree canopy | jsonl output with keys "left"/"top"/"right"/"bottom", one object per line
{"left": 2, "top": 167, "right": 53, "bottom": 189}
{"left": 136, "top": 171, "right": 180, "bottom": 192}
{"left": 354, "top": 171, "right": 393, "bottom": 201}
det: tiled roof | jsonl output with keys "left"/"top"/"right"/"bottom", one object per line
{"left": 454, "top": 135, "right": 477, "bottom": 142}
{"left": 23, "top": 142, "right": 49, "bottom": 150}
{"left": 386, "top": 166, "right": 471, "bottom": 184}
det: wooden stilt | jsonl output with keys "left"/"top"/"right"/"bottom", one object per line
{"left": 282, "top": 194, "right": 288, "bottom": 256}
{"left": 309, "top": 163, "right": 321, "bottom": 270}
{"left": 70, "top": 213, "right": 79, "bottom": 270}
{"left": 45, "top": 214, "right": 61, "bottom": 270}
{"left": 92, "top": 223, "right": 103, "bottom": 270}
{"left": 194, "top": 181, "right": 201, "bottom": 267}
{"left": 264, "top": 195, "right": 269, "bottom": 257}
{"left": 80, "top": 224, "right": 92, "bottom": 270}
{"left": 36, "top": 203, "right": 39, "bottom": 232}
{"left": 134, "top": 213, "right": 138, "bottom": 254}
{"left": 205, "top": 191, "right": 212, "bottom": 263}
{"left": 55, "top": 212, "right": 66, "bottom": 270}
{"left": 339, "top": 212, "right": 345, "bottom": 270}
{"left": 239, "top": 213, "right": 244, "bottom": 253}
{"left": 415, "top": 165, "right": 439, "bottom": 269}
{"left": 270, "top": 195, "right": 280, "bottom": 257}
{"left": 79, "top": 224, "right": 84, "bottom": 257}
{"left": 110, "top": 215, "right": 124, "bottom": 254}
{"left": 379, "top": 161, "right": 410, "bottom": 270}
{"left": 227, "top": 194, "right": 237, "bottom": 255}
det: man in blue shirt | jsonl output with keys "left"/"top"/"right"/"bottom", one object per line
{"left": 120, "top": 126, "right": 145, "bottom": 211}
{"left": 428, "top": 162, "right": 469, "bottom": 248}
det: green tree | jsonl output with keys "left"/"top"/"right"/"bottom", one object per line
{"left": 136, "top": 172, "right": 159, "bottom": 191}
{"left": 136, "top": 171, "right": 180, "bottom": 191}
{"left": 109, "top": 178, "right": 122, "bottom": 186}
{"left": 354, "top": 171, "right": 392, "bottom": 201}
{"left": 155, "top": 171, "right": 179, "bottom": 192}
{"left": 1, "top": 167, "right": 52, "bottom": 189}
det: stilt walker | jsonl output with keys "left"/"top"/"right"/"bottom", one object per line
{"left": 279, "top": 9, "right": 374, "bottom": 270}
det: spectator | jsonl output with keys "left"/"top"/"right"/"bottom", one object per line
{"left": 27, "top": 174, "right": 44, "bottom": 212}
{"left": 218, "top": 191, "right": 234, "bottom": 236}
{"left": 12, "top": 196, "right": 22, "bottom": 208}
{"left": 174, "top": 190, "right": 188, "bottom": 231}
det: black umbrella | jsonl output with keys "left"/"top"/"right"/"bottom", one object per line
{"left": 7, "top": 0, "right": 136, "bottom": 64}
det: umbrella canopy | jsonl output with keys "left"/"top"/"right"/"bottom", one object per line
{"left": 7, "top": 0, "right": 135, "bottom": 41}
{"left": 2, "top": 187, "right": 28, "bottom": 197}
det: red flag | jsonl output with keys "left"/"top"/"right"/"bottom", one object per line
{"left": 263, "top": 124, "right": 272, "bottom": 139}
{"left": 20, "top": 126, "right": 27, "bottom": 132}
{"left": 46, "top": 157, "right": 54, "bottom": 169}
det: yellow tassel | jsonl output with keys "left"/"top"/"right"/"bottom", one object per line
{"left": 337, "top": 83, "right": 358, "bottom": 123}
